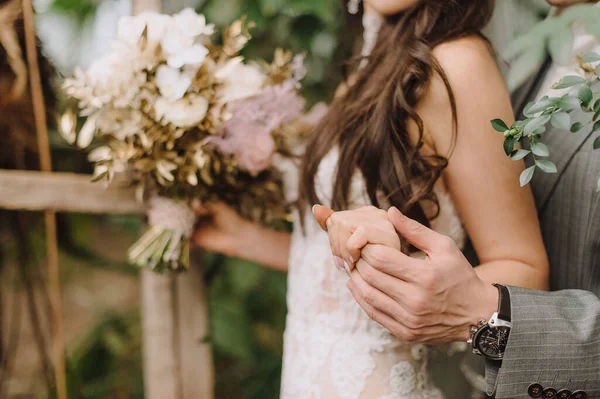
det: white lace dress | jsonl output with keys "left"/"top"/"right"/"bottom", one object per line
{"left": 279, "top": 148, "right": 466, "bottom": 399}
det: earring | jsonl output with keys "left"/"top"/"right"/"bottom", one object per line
{"left": 348, "top": 0, "right": 360, "bottom": 14}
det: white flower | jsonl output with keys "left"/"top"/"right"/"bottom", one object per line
{"left": 88, "top": 146, "right": 112, "bottom": 162}
{"left": 155, "top": 95, "right": 209, "bottom": 127}
{"left": 155, "top": 65, "right": 192, "bottom": 101}
{"left": 77, "top": 113, "right": 98, "bottom": 148}
{"left": 216, "top": 62, "right": 265, "bottom": 103}
{"left": 166, "top": 44, "right": 209, "bottom": 69}
{"left": 87, "top": 52, "right": 132, "bottom": 87}
{"left": 172, "top": 9, "right": 214, "bottom": 38}
{"left": 117, "top": 12, "right": 171, "bottom": 46}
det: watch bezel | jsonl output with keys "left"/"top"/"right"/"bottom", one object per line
{"left": 471, "top": 312, "right": 512, "bottom": 360}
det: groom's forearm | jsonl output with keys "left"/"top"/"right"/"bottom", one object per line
{"left": 486, "top": 286, "right": 600, "bottom": 398}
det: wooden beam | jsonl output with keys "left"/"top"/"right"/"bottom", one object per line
{"left": 0, "top": 169, "right": 145, "bottom": 214}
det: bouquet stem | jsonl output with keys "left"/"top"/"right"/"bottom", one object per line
{"left": 128, "top": 197, "right": 195, "bottom": 272}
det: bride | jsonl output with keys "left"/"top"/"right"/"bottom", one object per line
{"left": 192, "top": 0, "right": 549, "bottom": 397}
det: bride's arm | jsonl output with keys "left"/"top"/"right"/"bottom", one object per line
{"left": 192, "top": 202, "right": 291, "bottom": 271}
{"left": 418, "top": 37, "right": 548, "bottom": 290}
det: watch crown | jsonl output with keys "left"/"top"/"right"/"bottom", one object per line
{"left": 466, "top": 338, "right": 473, "bottom": 345}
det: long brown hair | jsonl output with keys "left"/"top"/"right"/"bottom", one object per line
{"left": 299, "top": 0, "right": 495, "bottom": 230}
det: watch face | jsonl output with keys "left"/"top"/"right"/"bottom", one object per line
{"left": 475, "top": 326, "right": 510, "bottom": 359}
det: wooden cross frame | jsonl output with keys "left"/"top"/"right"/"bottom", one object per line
{"left": 1, "top": 0, "right": 214, "bottom": 398}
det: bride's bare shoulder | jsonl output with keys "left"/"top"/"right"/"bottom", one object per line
{"left": 432, "top": 35, "right": 496, "bottom": 74}
{"left": 417, "top": 35, "right": 511, "bottom": 153}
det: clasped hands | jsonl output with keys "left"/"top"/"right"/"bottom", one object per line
{"left": 312, "top": 205, "right": 498, "bottom": 344}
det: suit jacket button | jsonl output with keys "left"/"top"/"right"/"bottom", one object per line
{"left": 571, "top": 391, "right": 587, "bottom": 399}
{"left": 542, "top": 387, "right": 558, "bottom": 398}
{"left": 557, "top": 389, "right": 572, "bottom": 399}
{"left": 529, "top": 383, "right": 544, "bottom": 397}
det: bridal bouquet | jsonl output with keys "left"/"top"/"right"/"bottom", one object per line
{"left": 61, "top": 9, "right": 318, "bottom": 272}
{"left": 491, "top": 51, "right": 600, "bottom": 191}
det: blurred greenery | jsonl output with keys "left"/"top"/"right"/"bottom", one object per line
{"left": 198, "top": 0, "right": 352, "bottom": 104}
{"left": 39, "top": 0, "right": 352, "bottom": 398}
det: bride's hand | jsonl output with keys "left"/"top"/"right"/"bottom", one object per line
{"left": 191, "top": 201, "right": 251, "bottom": 257}
{"left": 312, "top": 205, "right": 401, "bottom": 271}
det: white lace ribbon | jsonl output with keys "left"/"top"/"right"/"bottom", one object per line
{"left": 147, "top": 196, "right": 195, "bottom": 238}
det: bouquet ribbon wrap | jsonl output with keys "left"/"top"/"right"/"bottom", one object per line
{"left": 128, "top": 196, "right": 196, "bottom": 272}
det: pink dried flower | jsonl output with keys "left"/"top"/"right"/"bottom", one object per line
{"left": 208, "top": 82, "right": 306, "bottom": 176}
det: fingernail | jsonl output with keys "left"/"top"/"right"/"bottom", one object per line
{"left": 191, "top": 199, "right": 202, "bottom": 211}
{"left": 349, "top": 254, "right": 355, "bottom": 264}
{"left": 342, "top": 260, "right": 351, "bottom": 275}
{"left": 312, "top": 204, "right": 320, "bottom": 215}
{"left": 333, "top": 256, "right": 344, "bottom": 271}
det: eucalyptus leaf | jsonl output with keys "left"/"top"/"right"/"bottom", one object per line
{"left": 593, "top": 135, "right": 600, "bottom": 150}
{"left": 552, "top": 75, "right": 586, "bottom": 89}
{"left": 571, "top": 122, "right": 584, "bottom": 133}
{"left": 531, "top": 142, "right": 550, "bottom": 157}
{"left": 578, "top": 85, "right": 593, "bottom": 106}
{"left": 526, "top": 98, "right": 553, "bottom": 115}
{"left": 535, "top": 159, "right": 558, "bottom": 173}
{"left": 504, "top": 137, "right": 516, "bottom": 156}
{"left": 594, "top": 108, "right": 600, "bottom": 122}
{"left": 505, "top": 45, "right": 547, "bottom": 92}
{"left": 491, "top": 118, "right": 509, "bottom": 133}
{"left": 524, "top": 114, "right": 551, "bottom": 135}
{"left": 523, "top": 101, "right": 535, "bottom": 117}
{"left": 550, "top": 112, "right": 570, "bottom": 130}
{"left": 548, "top": 27, "right": 573, "bottom": 64}
{"left": 594, "top": 120, "right": 600, "bottom": 132}
{"left": 557, "top": 96, "right": 580, "bottom": 112}
{"left": 583, "top": 52, "right": 600, "bottom": 62}
{"left": 520, "top": 166, "right": 536, "bottom": 187}
{"left": 509, "top": 149, "right": 531, "bottom": 161}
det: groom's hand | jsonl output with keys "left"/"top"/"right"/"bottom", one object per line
{"left": 347, "top": 207, "right": 498, "bottom": 343}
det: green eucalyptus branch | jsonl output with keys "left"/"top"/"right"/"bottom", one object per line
{"left": 503, "top": 4, "right": 600, "bottom": 91}
{"left": 491, "top": 51, "right": 600, "bottom": 192}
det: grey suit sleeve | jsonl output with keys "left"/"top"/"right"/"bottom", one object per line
{"left": 485, "top": 286, "right": 600, "bottom": 398}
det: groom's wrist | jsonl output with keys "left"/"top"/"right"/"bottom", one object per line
{"left": 474, "top": 282, "right": 500, "bottom": 324}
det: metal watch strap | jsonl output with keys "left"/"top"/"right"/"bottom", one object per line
{"left": 493, "top": 283, "right": 511, "bottom": 322}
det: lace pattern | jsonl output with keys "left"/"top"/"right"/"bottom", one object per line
{"left": 280, "top": 148, "right": 465, "bottom": 398}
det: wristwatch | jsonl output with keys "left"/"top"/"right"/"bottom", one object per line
{"left": 468, "top": 283, "right": 512, "bottom": 360}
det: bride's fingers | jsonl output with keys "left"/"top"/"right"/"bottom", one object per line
{"left": 191, "top": 199, "right": 209, "bottom": 215}
{"left": 347, "top": 226, "right": 367, "bottom": 267}
{"left": 312, "top": 204, "right": 334, "bottom": 231}
{"left": 328, "top": 217, "right": 341, "bottom": 259}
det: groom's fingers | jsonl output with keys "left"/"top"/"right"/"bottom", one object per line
{"left": 346, "top": 275, "right": 400, "bottom": 332}
{"left": 388, "top": 207, "right": 446, "bottom": 254}
{"left": 360, "top": 244, "right": 422, "bottom": 282}
{"left": 355, "top": 258, "right": 417, "bottom": 306}
{"left": 312, "top": 204, "right": 334, "bottom": 231}
{"left": 347, "top": 272, "right": 424, "bottom": 342}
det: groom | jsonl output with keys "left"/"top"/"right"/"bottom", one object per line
{"left": 315, "top": 0, "right": 600, "bottom": 398}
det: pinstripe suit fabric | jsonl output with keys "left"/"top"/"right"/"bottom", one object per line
{"left": 485, "top": 80, "right": 600, "bottom": 397}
